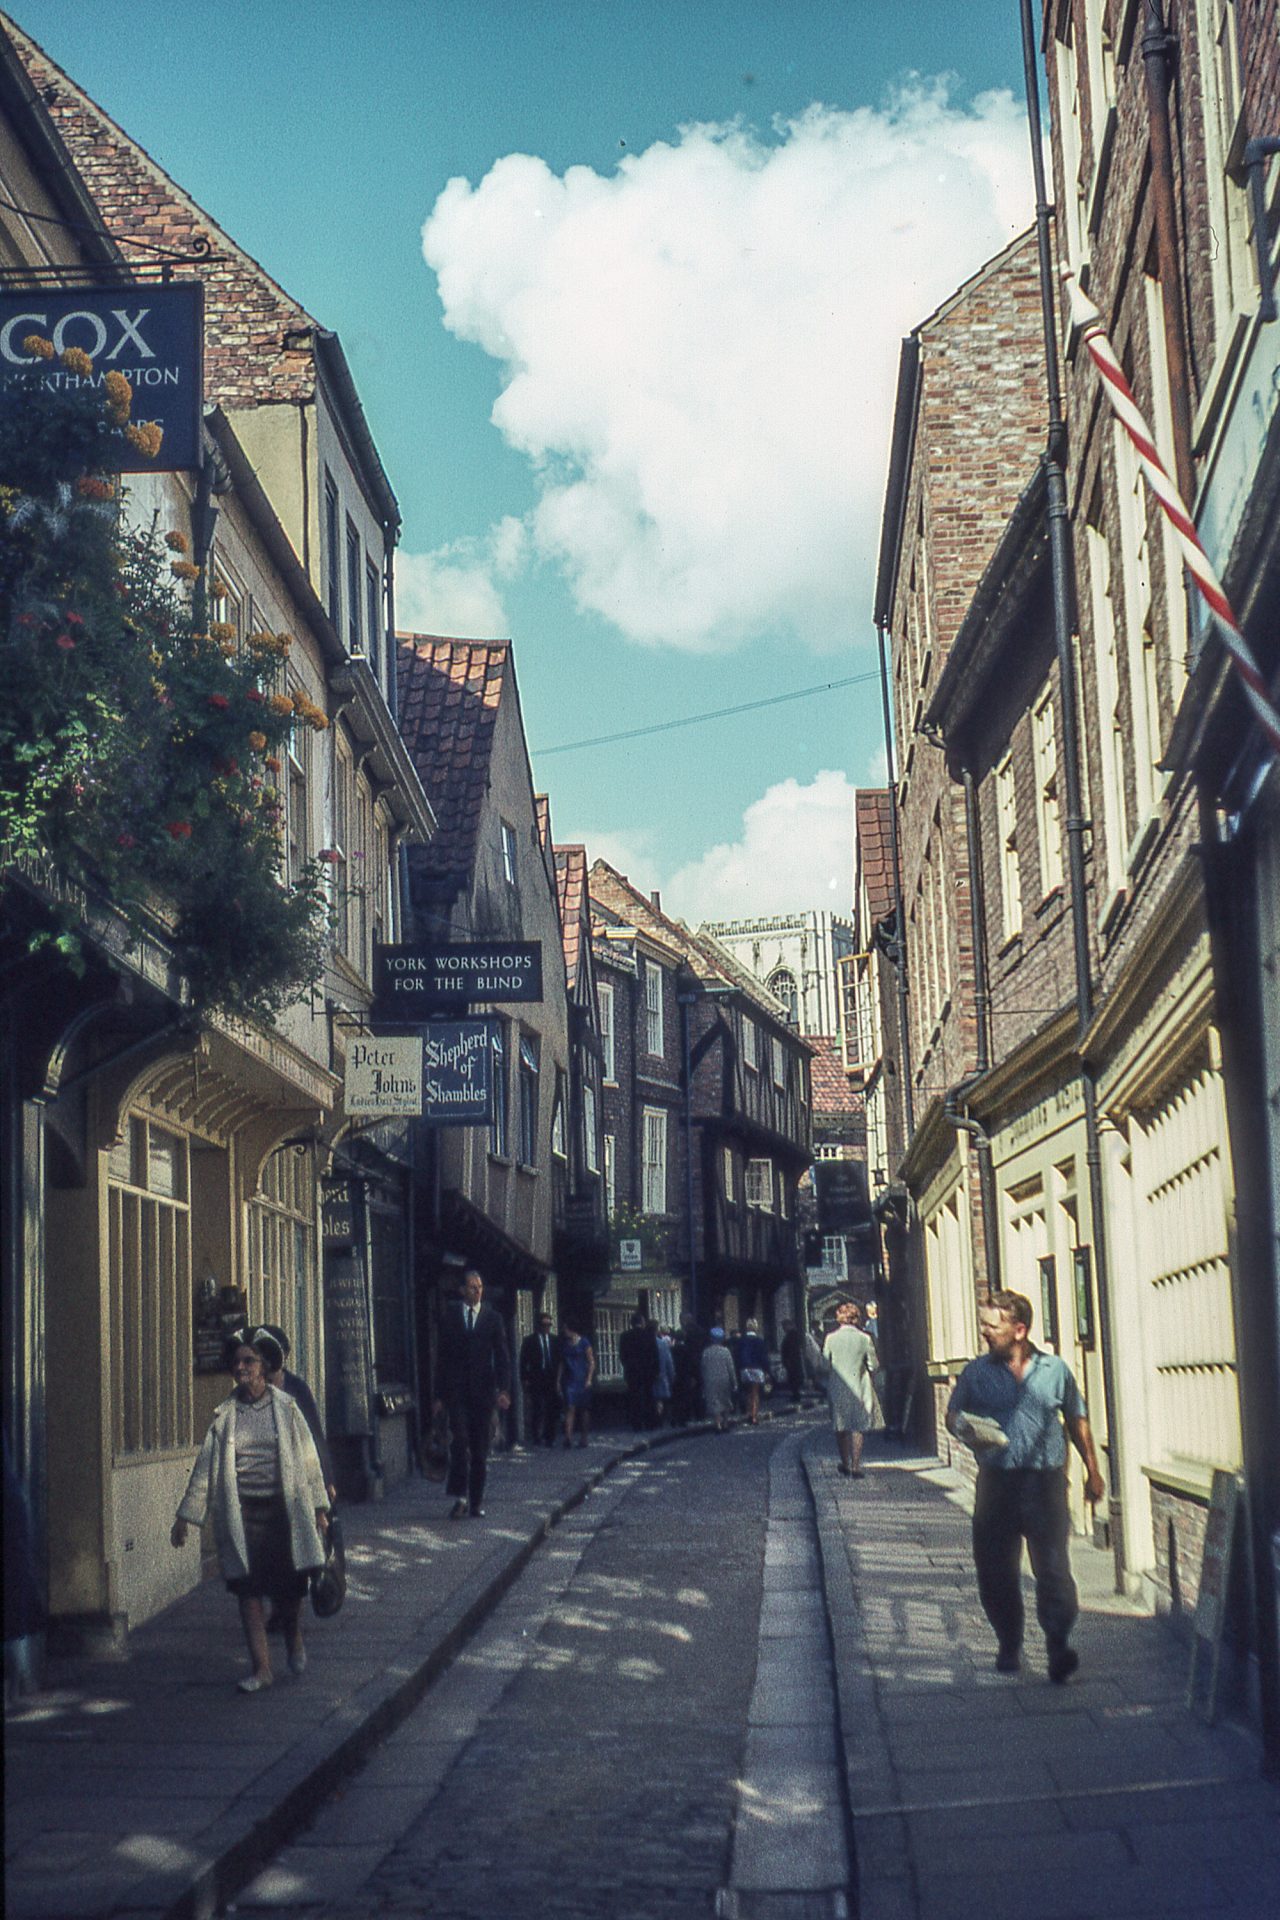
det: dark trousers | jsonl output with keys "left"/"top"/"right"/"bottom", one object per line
{"left": 971, "top": 1467, "right": 1078, "bottom": 1651}
{"left": 625, "top": 1380, "right": 655, "bottom": 1430}
{"left": 523, "top": 1383, "right": 558, "bottom": 1446}
{"left": 446, "top": 1398, "right": 492, "bottom": 1508}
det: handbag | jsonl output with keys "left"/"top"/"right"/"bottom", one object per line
{"left": 310, "top": 1514, "right": 346, "bottom": 1618}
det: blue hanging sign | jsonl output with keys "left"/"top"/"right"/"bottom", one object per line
{"left": 421, "top": 1019, "right": 495, "bottom": 1125}
{"left": 0, "top": 281, "right": 204, "bottom": 472}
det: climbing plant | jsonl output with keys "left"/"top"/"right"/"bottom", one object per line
{"left": 0, "top": 337, "right": 327, "bottom": 1021}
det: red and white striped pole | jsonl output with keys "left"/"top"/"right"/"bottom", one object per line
{"left": 1063, "top": 270, "right": 1280, "bottom": 758}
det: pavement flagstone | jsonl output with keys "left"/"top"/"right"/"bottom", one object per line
{"left": 803, "top": 1434, "right": 1280, "bottom": 1920}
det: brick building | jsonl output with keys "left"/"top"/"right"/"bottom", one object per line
{"left": 1039, "top": 0, "right": 1260, "bottom": 1647}
{"left": 873, "top": 228, "right": 1048, "bottom": 1444}
{"left": 589, "top": 865, "right": 812, "bottom": 1359}
{"left": 851, "top": 788, "right": 915, "bottom": 1426}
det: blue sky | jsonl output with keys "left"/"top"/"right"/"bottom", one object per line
{"left": 11, "top": 1, "right": 1036, "bottom": 919}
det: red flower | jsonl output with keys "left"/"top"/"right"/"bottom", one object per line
{"left": 207, "top": 693, "right": 230, "bottom": 711}
{"left": 17, "top": 613, "right": 36, "bottom": 628}
{"left": 117, "top": 833, "right": 137, "bottom": 849}
{"left": 317, "top": 848, "right": 340, "bottom": 864}
{"left": 55, "top": 632, "right": 76, "bottom": 651}
{"left": 246, "top": 690, "right": 263, "bottom": 704}
{"left": 166, "top": 820, "right": 192, "bottom": 839}
{"left": 66, "top": 611, "right": 84, "bottom": 627}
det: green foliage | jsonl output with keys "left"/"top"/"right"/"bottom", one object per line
{"left": 0, "top": 357, "right": 327, "bottom": 1021}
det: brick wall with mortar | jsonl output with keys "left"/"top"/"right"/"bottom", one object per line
{"left": 888, "top": 232, "right": 1047, "bottom": 1313}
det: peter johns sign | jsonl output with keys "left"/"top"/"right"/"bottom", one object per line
{"left": 0, "top": 282, "right": 204, "bottom": 472}
{"left": 374, "top": 941, "right": 543, "bottom": 1013}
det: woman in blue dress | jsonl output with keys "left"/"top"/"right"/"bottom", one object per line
{"left": 557, "top": 1319, "right": 596, "bottom": 1449}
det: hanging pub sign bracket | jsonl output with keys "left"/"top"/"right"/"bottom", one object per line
{"left": 0, "top": 279, "right": 205, "bottom": 471}
{"left": 373, "top": 940, "right": 543, "bottom": 1016}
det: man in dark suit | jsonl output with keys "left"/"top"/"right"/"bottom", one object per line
{"left": 619, "top": 1311, "right": 659, "bottom": 1430}
{"left": 433, "top": 1269, "right": 512, "bottom": 1519}
{"left": 519, "top": 1311, "right": 560, "bottom": 1447}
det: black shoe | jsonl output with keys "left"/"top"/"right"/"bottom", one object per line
{"left": 448, "top": 1498, "right": 468, "bottom": 1520}
{"left": 1047, "top": 1643, "right": 1079, "bottom": 1684}
{"left": 995, "top": 1644, "right": 1021, "bottom": 1674}
{"left": 470, "top": 1504, "right": 486, "bottom": 1518}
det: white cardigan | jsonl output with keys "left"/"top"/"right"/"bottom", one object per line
{"left": 177, "top": 1385, "right": 328, "bottom": 1580}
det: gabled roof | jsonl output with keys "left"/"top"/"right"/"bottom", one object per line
{"left": 3, "top": 16, "right": 400, "bottom": 523}
{"left": 554, "top": 845, "right": 588, "bottom": 991}
{"left": 5, "top": 15, "right": 316, "bottom": 409}
{"left": 855, "top": 790, "right": 896, "bottom": 929}
{"left": 807, "top": 1035, "right": 859, "bottom": 1116}
{"left": 396, "top": 636, "right": 510, "bottom": 895}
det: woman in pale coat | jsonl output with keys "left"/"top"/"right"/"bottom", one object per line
{"left": 171, "top": 1335, "right": 329, "bottom": 1692}
{"left": 700, "top": 1327, "right": 738, "bottom": 1431}
{"left": 824, "top": 1301, "right": 878, "bottom": 1477}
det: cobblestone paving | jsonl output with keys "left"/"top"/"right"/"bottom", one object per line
{"left": 239, "top": 1428, "right": 792, "bottom": 1919}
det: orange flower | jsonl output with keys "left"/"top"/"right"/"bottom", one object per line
{"left": 104, "top": 370, "right": 132, "bottom": 420}
{"left": 22, "top": 334, "right": 54, "bottom": 360}
{"left": 165, "top": 530, "right": 190, "bottom": 554}
{"left": 209, "top": 621, "right": 236, "bottom": 642}
{"left": 76, "top": 473, "right": 114, "bottom": 500}
{"left": 268, "top": 694, "right": 294, "bottom": 716}
{"left": 60, "top": 346, "right": 94, "bottom": 378}
{"left": 248, "top": 730, "right": 268, "bottom": 752}
{"left": 125, "top": 420, "right": 164, "bottom": 459}
{"left": 170, "top": 560, "right": 200, "bottom": 583}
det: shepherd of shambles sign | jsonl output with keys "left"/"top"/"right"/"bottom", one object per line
{"left": 423, "top": 1020, "right": 493, "bottom": 1124}
{"left": 374, "top": 941, "right": 543, "bottom": 1012}
{"left": 344, "top": 1035, "right": 423, "bottom": 1116}
{"left": 0, "top": 282, "right": 204, "bottom": 472}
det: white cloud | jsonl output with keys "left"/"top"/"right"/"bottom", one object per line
{"left": 661, "top": 769, "right": 857, "bottom": 921}
{"left": 565, "top": 826, "right": 662, "bottom": 899}
{"left": 422, "top": 81, "right": 1031, "bottom": 653}
{"left": 395, "top": 539, "right": 512, "bottom": 639}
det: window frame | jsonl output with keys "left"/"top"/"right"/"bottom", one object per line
{"left": 641, "top": 1105, "right": 667, "bottom": 1214}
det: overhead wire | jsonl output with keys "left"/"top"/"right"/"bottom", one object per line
{"left": 533, "top": 669, "right": 880, "bottom": 757}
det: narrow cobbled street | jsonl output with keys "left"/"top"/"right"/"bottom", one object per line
{"left": 232, "top": 1426, "right": 848, "bottom": 1920}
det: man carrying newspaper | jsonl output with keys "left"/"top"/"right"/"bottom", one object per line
{"left": 946, "top": 1290, "right": 1105, "bottom": 1683}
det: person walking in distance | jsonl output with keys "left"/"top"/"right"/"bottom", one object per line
{"left": 737, "top": 1317, "right": 770, "bottom": 1425}
{"left": 433, "top": 1270, "right": 511, "bottom": 1520}
{"left": 619, "top": 1311, "right": 659, "bottom": 1430}
{"left": 700, "top": 1327, "right": 738, "bottom": 1432}
{"left": 557, "top": 1318, "right": 596, "bottom": 1447}
{"left": 519, "top": 1311, "right": 559, "bottom": 1447}
{"left": 946, "top": 1290, "right": 1104, "bottom": 1682}
{"left": 824, "top": 1300, "right": 877, "bottom": 1477}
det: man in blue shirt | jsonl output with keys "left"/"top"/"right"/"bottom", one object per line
{"left": 947, "top": 1290, "right": 1105, "bottom": 1682}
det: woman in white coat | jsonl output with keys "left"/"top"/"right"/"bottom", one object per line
{"left": 823, "top": 1301, "right": 878, "bottom": 1477}
{"left": 171, "top": 1335, "right": 329, "bottom": 1692}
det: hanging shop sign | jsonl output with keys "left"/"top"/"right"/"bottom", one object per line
{"left": 373, "top": 940, "right": 543, "bottom": 1014}
{"left": 0, "top": 282, "right": 205, "bottom": 472}
{"left": 344, "top": 1034, "right": 423, "bottom": 1116}
{"left": 814, "top": 1158, "right": 872, "bottom": 1234}
{"left": 422, "top": 1019, "right": 494, "bottom": 1124}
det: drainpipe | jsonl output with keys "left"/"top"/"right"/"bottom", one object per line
{"left": 1141, "top": 0, "right": 1196, "bottom": 498}
{"left": 943, "top": 1077, "right": 1002, "bottom": 1294}
{"left": 1022, "top": 0, "right": 1127, "bottom": 1587}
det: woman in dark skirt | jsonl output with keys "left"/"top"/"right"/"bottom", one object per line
{"left": 171, "top": 1337, "right": 329, "bottom": 1693}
